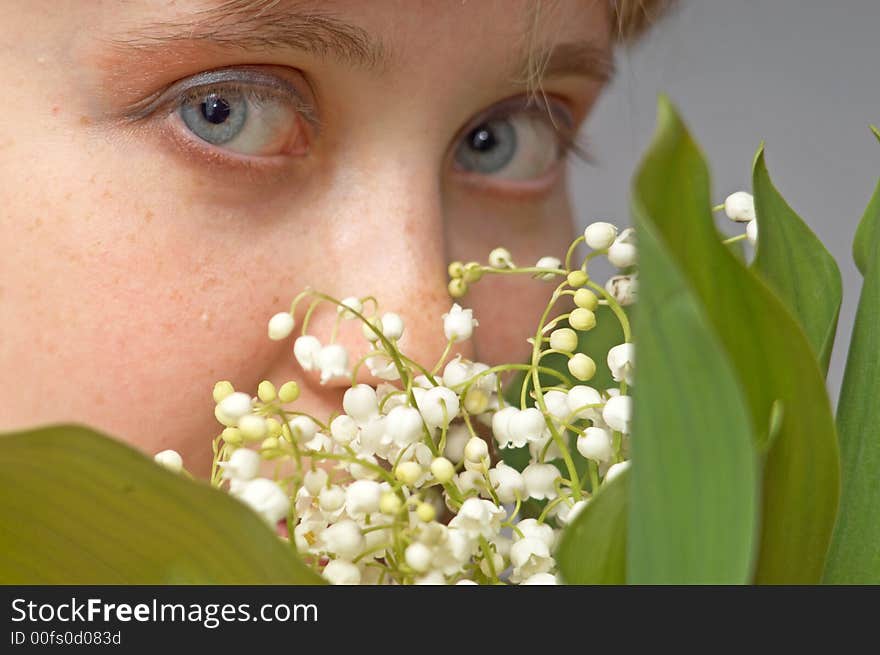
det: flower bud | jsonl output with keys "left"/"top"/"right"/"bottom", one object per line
{"left": 319, "top": 485, "right": 346, "bottom": 514}
{"left": 584, "top": 221, "right": 618, "bottom": 250}
{"left": 573, "top": 288, "right": 599, "bottom": 310}
{"left": 154, "top": 449, "right": 183, "bottom": 472}
{"left": 724, "top": 191, "right": 756, "bottom": 223}
{"left": 257, "top": 380, "right": 277, "bottom": 403}
{"left": 380, "top": 491, "right": 403, "bottom": 515}
{"left": 605, "top": 460, "right": 630, "bottom": 483}
{"left": 267, "top": 312, "right": 295, "bottom": 341}
{"left": 416, "top": 502, "right": 437, "bottom": 523}
{"left": 337, "top": 296, "right": 362, "bottom": 319}
{"left": 221, "top": 426, "right": 244, "bottom": 445}
{"left": 343, "top": 384, "right": 379, "bottom": 426}
{"left": 569, "top": 307, "right": 597, "bottom": 331}
{"left": 463, "top": 387, "right": 490, "bottom": 415}
{"left": 566, "top": 385, "right": 602, "bottom": 421}
{"left": 576, "top": 427, "right": 614, "bottom": 463}
{"left": 534, "top": 256, "right": 562, "bottom": 281}
{"left": 549, "top": 327, "right": 578, "bottom": 352}
{"left": 568, "top": 353, "right": 596, "bottom": 381}
{"left": 260, "top": 436, "right": 279, "bottom": 451}
{"left": 395, "top": 461, "right": 423, "bottom": 487}
{"left": 288, "top": 415, "right": 318, "bottom": 444}
{"left": 489, "top": 462, "right": 525, "bottom": 503}
{"left": 566, "top": 270, "right": 588, "bottom": 288}
{"left": 489, "top": 247, "right": 514, "bottom": 269}
{"left": 217, "top": 391, "right": 252, "bottom": 422}
{"left": 430, "top": 457, "right": 455, "bottom": 483}
{"left": 746, "top": 218, "right": 758, "bottom": 245}
{"left": 448, "top": 260, "right": 465, "bottom": 279}
{"left": 238, "top": 414, "right": 268, "bottom": 441}
{"left": 464, "top": 436, "right": 489, "bottom": 464}
{"left": 448, "top": 278, "right": 468, "bottom": 298}
{"left": 212, "top": 380, "right": 235, "bottom": 403}
{"left": 303, "top": 468, "right": 329, "bottom": 496}
{"left": 405, "top": 542, "right": 433, "bottom": 573}
{"left": 480, "top": 551, "right": 505, "bottom": 578}
{"left": 345, "top": 479, "right": 382, "bottom": 517}
{"left": 386, "top": 405, "right": 424, "bottom": 446}
{"left": 418, "top": 385, "right": 460, "bottom": 429}
{"left": 462, "top": 261, "right": 483, "bottom": 283}
{"left": 278, "top": 381, "right": 300, "bottom": 403}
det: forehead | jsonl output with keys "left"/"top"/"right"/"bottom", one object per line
{"left": 104, "top": 0, "right": 612, "bottom": 78}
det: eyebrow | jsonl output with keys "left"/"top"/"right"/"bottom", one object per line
{"left": 522, "top": 41, "right": 616, "bottom": 85}
{"left": 109, "top": 0, "right": 388, "bottom": 70}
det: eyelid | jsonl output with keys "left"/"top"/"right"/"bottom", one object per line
{"left": 121, "top": 66, "right": 319, "bottom": 128}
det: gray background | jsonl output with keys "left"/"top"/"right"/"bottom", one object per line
{"left": 569, "top": 0, "right": 880, "bottom": 405}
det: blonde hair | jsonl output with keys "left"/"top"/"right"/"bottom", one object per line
{"left": 612, "top": 0, "right": 676, "bottom": 42}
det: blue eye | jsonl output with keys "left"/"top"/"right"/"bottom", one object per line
{"left": 454, "top": 108, "right": 567, "bottom": 181}
{"left": 181, "top": 91, "right": 248, "bottom": 145}
{"left": 174, "top": 80, "right": 309, "bottom": 157}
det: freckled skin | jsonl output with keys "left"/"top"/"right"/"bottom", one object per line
{"left": 0, "top": 0, "right": 610, "bottom": 476}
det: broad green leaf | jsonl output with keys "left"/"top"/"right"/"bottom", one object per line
{"left": 627, "top": 217, "right": 758, "bottom": 583}
{"left": 824, "top": 128, "right": 880, "bottom": 583}
{"left": 0, "top": 424, "right": 324, "bottom": 584}
{"left": 557, "top": 470, "right": 628, "bottom": 584}
{"left": 851, "top": 126, "right": 880, "bottom": 275}
{"left": 752, "top": 147, "right": 843, "bottom": 374}
{"left": 632, "top": 97, "right": 839, "bottom": 583}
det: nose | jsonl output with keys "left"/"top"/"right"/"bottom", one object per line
{"left": 295, "top": 157, "right": 477, "bottom": 388}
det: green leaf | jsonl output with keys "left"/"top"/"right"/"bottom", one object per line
{"left": 751, "top": 146, "right": 843, "bottom": 375}
{"left": 824, "top": 128, "right": 880, "bottom": 583}
{"left": 851, "top": 126, "right": 880, "bottom": 275}
{"left": 0, "top": 424, "right": 324, "bottom": 584}
{"left": 556, "top": 470, "right": 628, "bottom": 584}
{"left": 631, "top": 97, "right": 839, "bottom": 583}
{"left": 627, "top": 216, "right": 758, "bottom": 583}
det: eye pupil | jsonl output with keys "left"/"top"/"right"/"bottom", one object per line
{"left": 201, "top": 94, "right": 231, "bottom": 124}
{"left": 468, "top": 125, "right": 496, "bottom": 152}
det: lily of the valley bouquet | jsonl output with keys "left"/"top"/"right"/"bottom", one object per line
{"left": 3, "top": 98, "right": 878, "bottom": 584}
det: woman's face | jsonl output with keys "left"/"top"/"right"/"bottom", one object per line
{"left": 0, "top": 0, "right": 612, "bottom": 475}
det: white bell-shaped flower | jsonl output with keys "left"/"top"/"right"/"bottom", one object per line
{"left": 508, "top": 407, "right": 546, "bottom": 445}
{"left": 380, "top": 312, "right": 405, "bottom": 340}
{"left": 607, "top": 343, "right": 635, "bottom": 386}
{"left": 315, "top": 344, "right": 349, "bottom": 384}
{"left": 448, "top": 498, "right": 504, "bottom": 540}
{"left": 605, "top": 460, "right": 631, "bottom": 483}
{"left": 534, "top": 256, "right": 562, "bottom": 281}
{"left": 405, "top": 542, "right": 433, "bottom": 573}
{"left": 541, "top": 390, "right": 569, "bottom": 422}
{"left": 442, "top": 303, "right": 479, "bottom": 342}
{"left": 220, "top": 447, "right": 261, "bottom": 482}
{"left": 330, "top": 414, "right": 358, "bottom": 445}
{"left": 287, "top": 415, "right": 318, "bottom": 444}
{"left": 488, "top": 462, "right": 525, "bottom": 503}
{"left": 605, "top": 274, "right": 638, "bottom": 307}
{"left": 515, "top": 518, "right": 556, "bottom": 550}
{"left": 576, "top": 426, "right": 614, "bottom": 463}
{"left": 322, "top": 559, "right": 361, "bottom": 585}
{"left": 385, "top": 405, "right": 424, "bottom": 446}
{"left": 522, "top": 463, "right": 560, "bottom": 500}
{"left": 236, "top": 478, "right": 290, "bottom": 525}
{"left": 607, "top": 227, "right": 638, "bottom": 268}
{"left": 602, "top": 394, "right": 632, "bottom": 434}
{"left": 337, "top": 296, "right": 363, "bottom": 319}
{"left": 217, "top": 391, "right": 252, "bottom": 423}
{"left": 566, "top": 385, "right": 602, "bottom": 422}
{"left": 520, "top": 572, "right": 559, "bottom": 585}
{"left": 418, "top": 385, "right": 460, "bottom": 429}
{"left": 509, "top": 537, "right": 554, "bottom": 583}
{"left": 345, "top": 479, "right": 382, "bottom": 518}
{"left": 154, "top": 449, "right": 183, "bottom": 472}
{"left": 491, "top": 406, "right": 521, "bottom": 448}
{"left": 293, "top": 335, "right": 322, "bottom": 371}
{"left": 321, "top": 520, "right": 365, "bottom": 560}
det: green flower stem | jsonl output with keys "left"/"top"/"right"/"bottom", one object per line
{"left": 430, "top": 338, "right": 456, "bottom": 376}
{"left": 478, "top": 537, "right": 499, "bottom": 582}
{"left": 564, "top": 235, "right": 587, "bottom": 271}
{"left": 589, "top": 460, "right": 600, "bottom": 493}
{"left": 722, "top": 233, "right": 748, "bottom": 245}
{"left": 586, "top": 279, "right": 631, "bottom": 342}
{"left": 530, "top": 284, "right": 583, "bottom": 500}
{"left": 537, "top": 496, "right": 567, "bottom": 523}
